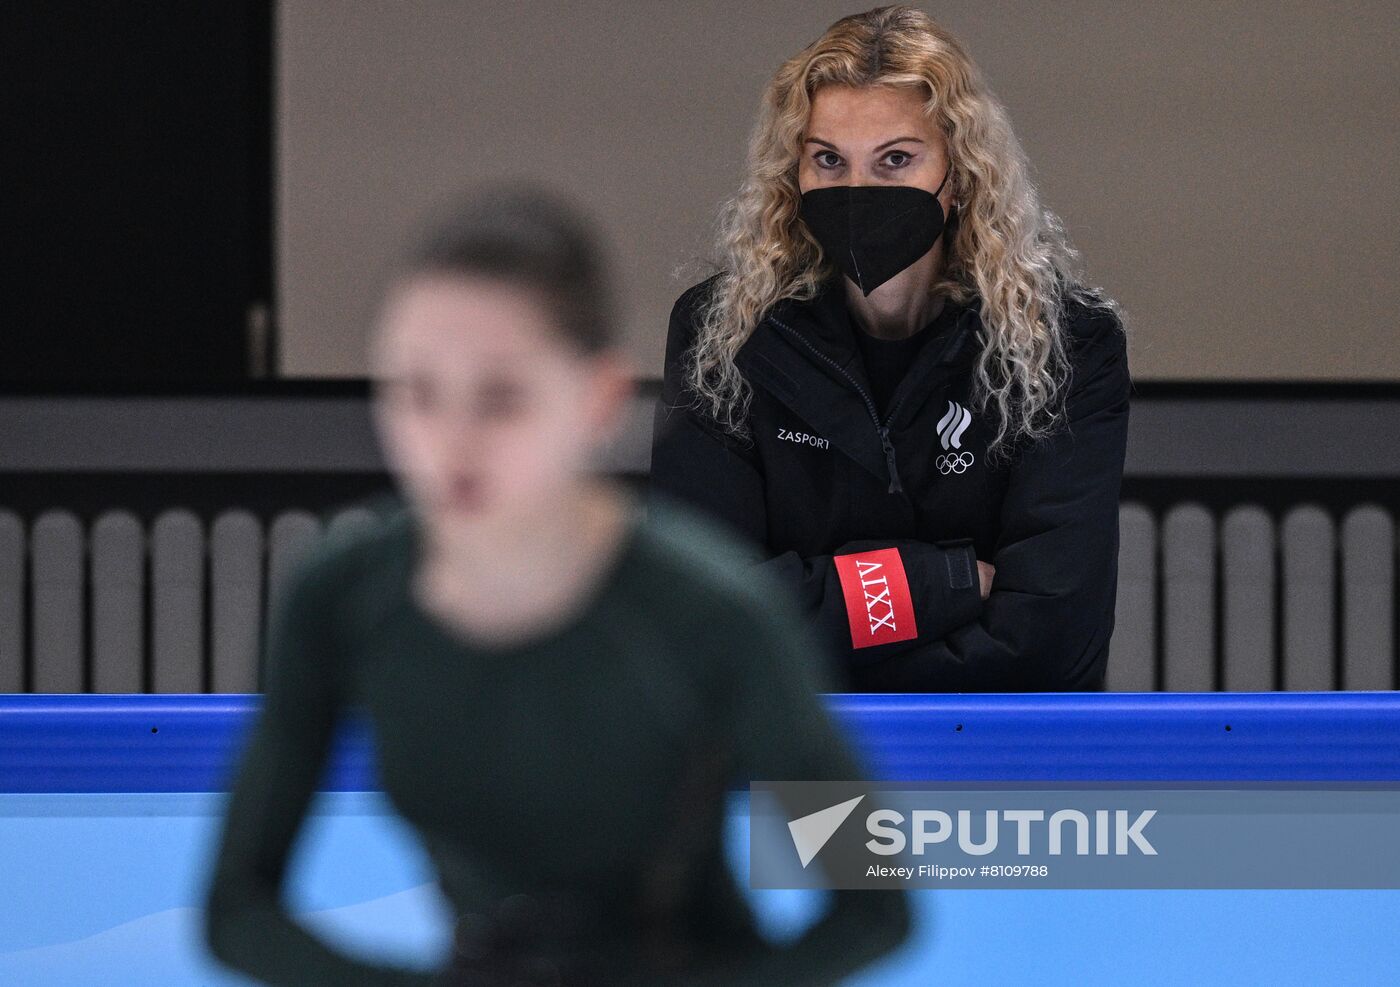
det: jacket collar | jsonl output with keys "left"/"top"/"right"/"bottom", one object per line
{"left": 733, "top": 276, "right": 983, "bottom": 486}
{"left": 763, "top": 276, "right": 978, "bottom": 392}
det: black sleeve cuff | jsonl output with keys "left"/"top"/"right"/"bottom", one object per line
{"left": 928, "top": 537, "right": 983, "bottom": 634}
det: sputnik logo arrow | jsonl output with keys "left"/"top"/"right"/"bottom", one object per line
{"left": 787, "top": 795, "right": 865, "bottom": 868}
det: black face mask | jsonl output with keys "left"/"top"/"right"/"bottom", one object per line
{"left": 798, "top": 160, "right": 955, "bottom": 296}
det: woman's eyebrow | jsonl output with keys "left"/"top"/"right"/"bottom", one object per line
{"left": 804, "top": 136, "right": 926, "bottom": 151}
{"left": 874, "top": 136, "right": 924, "bottom": 150}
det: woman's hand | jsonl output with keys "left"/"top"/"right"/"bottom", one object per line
{"left": 977, "top": 561, "right": 995, "bottom": 599}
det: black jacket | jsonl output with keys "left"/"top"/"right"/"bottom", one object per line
{"left": 647, "top": 272, "right": 1131, "bottom": 692}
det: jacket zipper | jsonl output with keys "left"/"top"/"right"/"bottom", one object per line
{"left": 766, "top": 315, "right": 909, "bottom": 496}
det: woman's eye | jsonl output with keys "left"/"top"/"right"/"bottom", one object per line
{"left": 883, "top": 151, "right": 912, "bottom": 168}
{"left": 814, "top": 151, "right": 842, "bottom": 169}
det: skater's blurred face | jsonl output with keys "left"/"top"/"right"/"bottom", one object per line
{"left": 370, "top": 273, "right": 633, "bottom": 529}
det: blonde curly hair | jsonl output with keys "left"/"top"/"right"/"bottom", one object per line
{"left": 685, "top": 4, "right": 1123, "bottom": 464}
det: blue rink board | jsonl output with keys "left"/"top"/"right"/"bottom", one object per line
{"left": 0, "top": 789, "right": 1397, "bottom": 986}
{"left": 2, "top": 692, "right": 1399, "bottom": 984}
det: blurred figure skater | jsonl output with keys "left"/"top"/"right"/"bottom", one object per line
{"left": 203, "top": 184, "right": 908, "bottom": 985}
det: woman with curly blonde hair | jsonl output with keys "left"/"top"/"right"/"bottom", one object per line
{"left": 650, "top": 4, "right": 1131, "bottom": 691}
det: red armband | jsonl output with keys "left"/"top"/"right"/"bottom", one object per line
{"left": 832, "top": 547, "right": 918, "bottom": 649}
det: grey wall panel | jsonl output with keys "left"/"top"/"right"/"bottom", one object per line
{"left": 30, "top": 511, "right": 83, "bottom": 693}
{"left": 1340, "top": 505, "right": 1395, "bottom": 690}
{"left": 1124, "top": 400, "right": 1400, "bottom": 478}
{"left": 150, "top": 510, "right": 204, "bottom": 693}
{"left": 327, "top": 506, "right": 377, "bottom": 542}
{"left": 90, "top": 511, "right": 144, "bottom": 693}
{"left": 265, "top": 510, "right": 322, "bottom": 689}
{"left": 1220, "top": 505, "right": 1275, "bottom": 691}
{"left": 7, "top": 394, "right": 1400, "bottom": 480}
{"left": 210, "top": 511, "right": 263, "bottom": 694}
{"left": 0, "top": 396, "right": 381, "bottom": 473}
{"left": 1281, "top": 505, "right": 1336, "bottom": 691}
{"left": 1108, "top": 502, "right": 1155, "bottom": 691}
{"left": 266, "top": 510, "right": 321, "bottom": 612}
{"left": 1162, "top": 503, "right": 1215, "bottom": 691}
{"left": 0, "top": 512, "right": 24, "bottom": 692}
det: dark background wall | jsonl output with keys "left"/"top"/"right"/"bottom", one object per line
{"left": 1, "top": 2, "right": 272, "bottom": 385}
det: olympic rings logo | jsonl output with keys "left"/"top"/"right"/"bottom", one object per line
{"left": 937, "top": 452, "right": 975, "bottom": 475}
